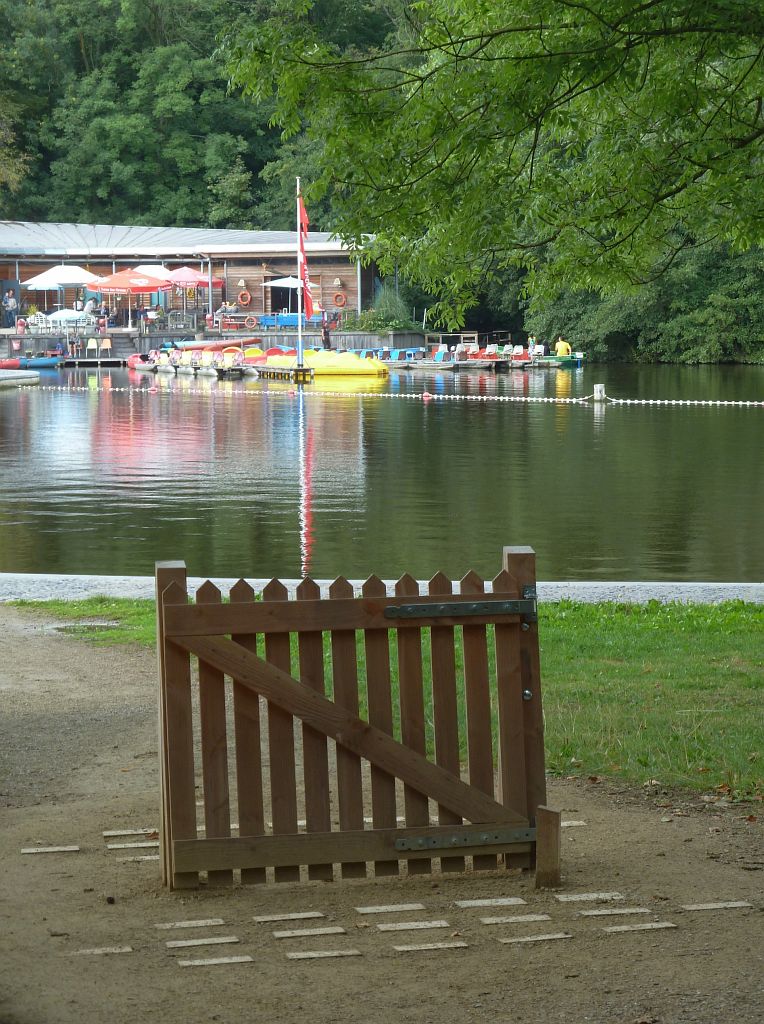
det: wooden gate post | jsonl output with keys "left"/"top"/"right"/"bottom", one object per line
{"left": 502, "top": 547, "right": 562, "bottom": 887}
{"left": 535, "top": 805, "right": 562, "bottom": 888}
{"left": 156, "top": 561, "right": 198, "bottom": 889}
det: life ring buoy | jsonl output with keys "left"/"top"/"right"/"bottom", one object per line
{"left": 244, "top": 315, "right": 257, "bottom": 329}
{"left": 333, "top": 292, "right": 347, "bottom": 307}
{"left": 185, "top": 287, "right": 195, "bottom": 300}
{"left": 238, "top": 290, "right": 252, "bottom": 306}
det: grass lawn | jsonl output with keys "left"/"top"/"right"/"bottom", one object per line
{"left": 14, "top": 596, "right": 763, "bottom": 800}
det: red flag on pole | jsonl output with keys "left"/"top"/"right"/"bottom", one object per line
{"left": 298, "top": 195, "right": 310, "bottom": 234}
{"left": 298, "top": 195, "right": 315, "bottom": 319}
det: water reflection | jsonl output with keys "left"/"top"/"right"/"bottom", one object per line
{"left": 0, "top": 364, "right": 761, "bottom": 581}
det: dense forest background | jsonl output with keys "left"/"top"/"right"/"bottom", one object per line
{"left": 0, "top": 0, "right": 762, "bottom": 362}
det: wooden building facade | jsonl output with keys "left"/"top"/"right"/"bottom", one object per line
{"left": 0, "top": 222, "right": 377, "bottom": 319}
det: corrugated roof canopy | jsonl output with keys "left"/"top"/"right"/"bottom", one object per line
{"left": 0, "top": 221, "right": 349, "bottom": 258}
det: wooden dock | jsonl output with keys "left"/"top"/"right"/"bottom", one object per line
{"left": 395, "top": 358, "right": 521, "bottom": 373}
{"left": 255, "top": 365, "right": 315, "bottom": 383}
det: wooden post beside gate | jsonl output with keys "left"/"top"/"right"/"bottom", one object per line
{"left": 156, "top": 551, "right": 562, "bottom": 891}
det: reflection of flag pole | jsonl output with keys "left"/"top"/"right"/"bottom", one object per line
{"left": 298, "top": 388, "right": 314, "bottom": 576}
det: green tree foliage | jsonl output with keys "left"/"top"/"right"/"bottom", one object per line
{"left": 257, "top": 134, "right": 335, "bottom": 229}
{"left": 342, "top": 281, "right": 421, "bottom": 331}
{"left": 525, "top": 244, "right": 764, "bottom": 363}
{"left": 225, "top": 0, "right": 764, "bottom": 323}
{"left": 0, "top": 104, "right": 29, "bottom": 193}
{"left": 0, "top": 0, "right": 277, "bottom": 225}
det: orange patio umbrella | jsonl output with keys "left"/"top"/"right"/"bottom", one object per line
{"left": 95, "top": 269, "right": 173, "bottom": 327}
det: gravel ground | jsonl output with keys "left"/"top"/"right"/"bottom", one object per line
{"left": 1, "top": 604, "right": 762, "bottom": 1024}
{"left": 1, "top": 572, "right": 762, "bottom": 603}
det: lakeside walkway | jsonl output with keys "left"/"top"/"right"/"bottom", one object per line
{"left": 0, "top": 573, "right": 761, "bottom": 603}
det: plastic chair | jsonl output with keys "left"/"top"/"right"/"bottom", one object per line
{"left": 98, "top": 337, "right": 112, "bottom": 357}
{"left": 25, "top": 313, "right": 42, "bottom": 333}
{"left": 85, "top": 338, "right": 99, "bottom": 357}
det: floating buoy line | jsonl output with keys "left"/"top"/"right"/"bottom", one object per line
{"left": 15, "top": 385, "right": 764, "bottom": 408}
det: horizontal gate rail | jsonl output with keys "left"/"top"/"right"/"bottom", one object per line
{"left": 156, "top": 546, "right": 561, "bottom": 892}
{"left": 173, "top": 825, "right": 535, "bottom": 874}
{"left": 160, "top": 589, "right": 538, "bottom": 637}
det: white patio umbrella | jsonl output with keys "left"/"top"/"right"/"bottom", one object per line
{"left": 23, "top": 265, "right": 102, "bottom": 289}
{"left": 263, "top": 276, "right": 302, "bottom": 288}
{"left": 132, "top": 265, "right": 174, "bottom": 280}
{"left": 47, "top": 308, "right": 89, "bottom": 322}
{"left": 260, "top": 276, "right": 317, "bottom": 315}
{"left": 46, "top": 307, "right": 91, "bottom": 344}
{"left": 22, "top": 264, "right": 103, "bottom": 316}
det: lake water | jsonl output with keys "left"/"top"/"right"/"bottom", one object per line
{"left": 0, "top": 363, "right": 762, "bottom": 582}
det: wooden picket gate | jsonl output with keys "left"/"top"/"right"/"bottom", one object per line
{"left": 156, "top": 546, "right": 561, "bottom": 891}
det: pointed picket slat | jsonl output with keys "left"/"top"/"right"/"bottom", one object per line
{"left": 502, "top": 548, "right": 547, "bottom": 821}
{"left": 492, "top": 570, "right": 527, "bottom": 823}
{"left": 329, "top": 577, "right": 366, "bottom": 879}
{"left": 156, "top": 562, "right": 190, "bottom": 888}
{"left": 262, "top": 578, "right": 300, "bottom": 883}
{"left": 230, "top": 579, "right": 266, "bottom": 885}
{"left": 460, "top": 571, "right": 496, "bottom": 872}
{"left": 196, "top": 581, "right": 233, "bottom": 887}
{"left": 297, "top": 578, "right": 333, "bottom": 881}
{"left": 428, "top": 572, "right": 464, "bottom": 873}
{"left": 395, "top": 574, "right": 430, "bottom": 876}
{"left": 159, "top": 576, "right": 198, "bottom": 889}
{"left": 363, "top": 576, "right": 399, "bottom": 877}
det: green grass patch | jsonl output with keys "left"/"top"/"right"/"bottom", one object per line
{"left": 539, "top": 600, "right": 762, "bottom": 799}
{"left": 13, "top": 597, "right": 763, "bottom": 799}
{"left": 13, "top": 596, "right": 158, "bottom": 648}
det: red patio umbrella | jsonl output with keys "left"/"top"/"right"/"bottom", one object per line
{"left": 167, "top": 266, "right": 224, "bottom": 288}
{"left": 95, "top": 269, "right": 173, "bottom": 327}
{"left": 167, "top": 266, "right": 225, "bottom": 315}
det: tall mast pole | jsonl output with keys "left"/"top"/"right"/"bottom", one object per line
{"left": 296, "top": 176, "right": 304, "bottom": 369}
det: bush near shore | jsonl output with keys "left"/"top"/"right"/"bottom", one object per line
{"left": 16, "top": 597, "right": 762, "bottom": 800}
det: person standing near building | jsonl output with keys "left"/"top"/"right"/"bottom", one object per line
{"left": 3, "top": 289, "right": 18, "bottom": 327}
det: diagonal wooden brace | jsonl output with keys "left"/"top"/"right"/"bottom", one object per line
{"left": 170, "top": 633, "right": 527, "bottom": 827}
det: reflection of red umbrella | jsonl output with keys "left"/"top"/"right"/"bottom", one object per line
{"left": 95, "top": 269, "right": 173, "bottom": 327}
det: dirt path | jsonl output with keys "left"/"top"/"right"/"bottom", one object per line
{"left": 1, "top": 606, "right": 761, "bottom": 1024}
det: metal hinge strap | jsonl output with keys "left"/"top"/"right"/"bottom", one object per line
{"left": 384, "top": 599, "right": 536, "bottom": 620}
{"left": 395, "top": 826, "right": 536, "bottom": 852}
